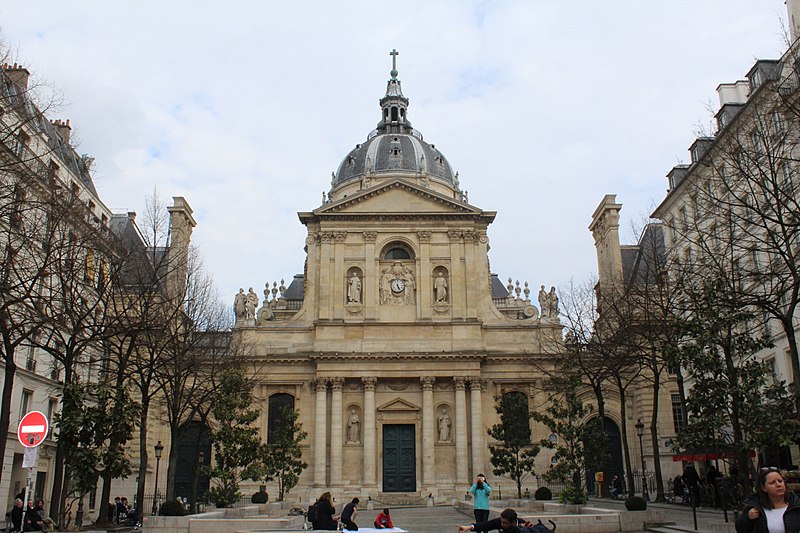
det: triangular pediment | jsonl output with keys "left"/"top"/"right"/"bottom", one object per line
{"left": 314, "top": 180, "right": 482, "bottom": 216}
{"left": 377, "top": 397, "right": 420, "bottom": 412}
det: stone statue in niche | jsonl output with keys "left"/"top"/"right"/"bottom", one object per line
{"left": 434, "top": 272, "right": 448, "bottom": 303}
{"left": 346, "top": 409, "right": 361, "bottom": 443}
{"left": 233, "top": 288, "right": 246, "bottom": 320}
{"left": 348, "top": 272, "right": 362, "bottom": 304}
{"left": 438, "top": 408, "right": 451, "bottom": 442}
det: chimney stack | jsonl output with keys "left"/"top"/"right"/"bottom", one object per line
{"left": 51, "top": 119, "right": 72, "bottom": 144}
{"left": 2, "top": 63, "right": 30, "bottom": 90}
{"left": 789, "top": 0, "right": 800, "bottom": 42}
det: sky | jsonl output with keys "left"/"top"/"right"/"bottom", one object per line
{"left": 0, "top": 1, "right": 792, "bottom": 306}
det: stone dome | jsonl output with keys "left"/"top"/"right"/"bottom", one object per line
{"left": 331, "top": 53, "right": 457, "bottom": 192}
{"left": 334, "top": 131, "right": 456, "bottom": 188}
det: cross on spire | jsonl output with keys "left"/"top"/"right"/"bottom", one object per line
{"left": 389, "top": 49, "right": 399, "bottom": 79}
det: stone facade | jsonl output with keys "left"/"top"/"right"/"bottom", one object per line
{"left": 233, "top": 60, "right": 564, "bottom": 500}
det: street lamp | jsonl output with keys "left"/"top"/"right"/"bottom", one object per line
{"left": 635, "top": 419, "right": 649, "bottom": 501}
{"left": 152, "top": 440, "right": 164, "bottom": 515}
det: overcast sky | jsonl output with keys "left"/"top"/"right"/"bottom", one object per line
{"left": 0, "top": 1, "right": 791, "bottom": 307}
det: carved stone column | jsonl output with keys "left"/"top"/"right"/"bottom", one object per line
{"left": 362, "top": 377, "right": 377, "bottom": 487}
{"left": 470, "top": 378, "right": 485, "bottom": 479}
{"left": 454, "top": 376, "right": 469, "bottom": 484}
{"left": 313, "top": 379, "right": 328, "bottom": 486}
{"left": 329, "top": 377, "right": 345, "bottom": 483}
{"left": 421, "top": 377, "right": 435, "bottom": 486}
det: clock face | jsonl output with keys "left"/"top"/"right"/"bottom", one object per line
{"left": 391, "top": 278, "right": 405, "bottom": 293}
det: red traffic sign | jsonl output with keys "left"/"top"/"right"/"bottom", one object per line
{"left": 18, "top": 411, "right": 48, "bottom": 448}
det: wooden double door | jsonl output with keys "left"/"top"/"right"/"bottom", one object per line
{"left": 382, "top": 424, "right": 416, "bottom": 492}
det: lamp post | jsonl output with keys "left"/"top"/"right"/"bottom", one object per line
{"left": 635, "top": 419, "right": 649, "bottom": 501}
{"left": 152, "top": 440, "right": 164, "bottom": 515}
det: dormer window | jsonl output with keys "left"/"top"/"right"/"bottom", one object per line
{"left": 750, "top": 69, "right": 764, "bottom": 90}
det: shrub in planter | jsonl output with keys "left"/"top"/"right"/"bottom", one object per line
{"left": 625, "top": 496, "right": 647, "bottom": 511}
{"left": 159, "top": 500, "right": 186, "bottom": 516}
{"left": 559, "top": 485, "right": 588, "bottom": 504}
{"left": 534, "top": 487, "right": 553, "bottom": 501}
{"left": 251, "top": 491, "right": 269, "bottom": 504}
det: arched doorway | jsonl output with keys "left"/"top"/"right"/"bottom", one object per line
{"left": 173, "top": 421, "right": 211, "bottom": 504}
{"left": 585, "top": 417, "right": 624, "bottom": 495}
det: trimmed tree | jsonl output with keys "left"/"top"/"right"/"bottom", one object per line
{"left": 205, "top": 368, "right": 264, "bottom": 507}
{"left": 488, "top": 391, "right": 539, "bottom": 498}
{"left": 260, "top": 405, "right": 308, "bottom": 501}
{"left": 532, "top": 378, "right": 604, "bottom": 504}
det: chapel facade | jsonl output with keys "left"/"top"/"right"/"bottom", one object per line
{"left": 232, "top": 56, "right": 569, "bottom": 501}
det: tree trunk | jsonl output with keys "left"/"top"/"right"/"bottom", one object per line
{"left": 616, "top": 377, "right": 635, "bottom": 498}
{"left": 166, "top": 421, "right": 181, "bottom": 500}
{"left": 594, "top": 388, "right": 609, "bottom": 497}
{"left": 650, "top": 372, "right": 665, "bottom": 502}
{"left": 49, "top": 360, "right": 75, "bottom": 526}
{"left": 135, "top": 398, "right": 150, "bottom": 525}
{"left": 0, "top": 331, "right": 18, "bottom": 492}
{"left": 781, "top": 316, "right": 800, "bottom": 411}
{"left": 96, "top": 470, "right": 112, "bottom": 525}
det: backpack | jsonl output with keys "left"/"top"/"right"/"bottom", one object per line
{"left": 307, "top": 502, "right": 319, "bottom": 523}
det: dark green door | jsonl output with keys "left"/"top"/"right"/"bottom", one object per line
{"left": 382, "top": 424, "right": 416, "bottom": 492}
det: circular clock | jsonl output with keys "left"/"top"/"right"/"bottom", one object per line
{"left": 390, "top": 278, "right": 405, "bottom": 293}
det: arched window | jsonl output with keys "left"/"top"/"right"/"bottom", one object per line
{"left": 268, "top": 393, "right": 295, "bottom": 443}
{"left": 500, "top": 391, "right": 531, "bottom": 441}
{"left": 391, "top": 106, "right": 399, "bottom": 121}
{"left": 383, "top": 247, "right": 412, "bottom": 260}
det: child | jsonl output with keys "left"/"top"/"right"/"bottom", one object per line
{"left": 374, "top": 508, "right": 393, "bottom": 529}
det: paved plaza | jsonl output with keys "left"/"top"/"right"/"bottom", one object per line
{"left": 325, "top": 500, "right": 734, "bottom": 533}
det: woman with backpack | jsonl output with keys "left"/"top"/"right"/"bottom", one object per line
{"left": 309, "top": 492, "right": 339, "bottom": 530}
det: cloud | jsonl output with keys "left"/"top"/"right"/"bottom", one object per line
{"left": 0, "top": 0, "right": 790, "bottom": 305}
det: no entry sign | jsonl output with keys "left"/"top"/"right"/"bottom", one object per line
{"left": 18, "top": 411, "right": 48, "bottom": 448}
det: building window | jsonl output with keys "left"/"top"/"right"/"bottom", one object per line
{"left": 383, "top": 246, "right": 412, "bottom": 260}
{"left": 84, "top": 249, "right": 96, "bottom": 283}
{"left": 267, "top": 393, "right": 295, "bottom": 444}
{"left": 20, "top": 390, "right": 32, "bottom": 419}
{"left": 772, "top": 110, "right": 784, "bottom": 137}
{"left": 671, "top": 394, "right": 684, "bottom": 434}
{"left": 500, "top": 391, "right": 531, "bottom": 442}
{"left": 15, "top": 130, "right": 29, "bottom": 159}
{"left": 47, "top": 398, "right": 58, "bottom": 437}
{"left": 766, "top": 357, "right": 778, "bottom": 385}
{"left": 679, "top": 207, "right": 689, "bottom": 231}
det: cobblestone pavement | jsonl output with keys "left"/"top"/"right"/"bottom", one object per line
{"left": 379, "top": 505, "right": 471, "bottom": 533}
{"left": 388, "top": 499, "right": 737, "bottom": 533}
{"left": 586, "top": 497, "right": 737, "bottom": 531}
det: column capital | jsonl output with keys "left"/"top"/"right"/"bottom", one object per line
{"left": 334, "top": 231, "right": 347, "bottom": 242}
{"left": 363, "top": 231, "right": 377, "bottom": 242}
{"left": 447, "top": 230, "right": 463, "bottom": 242}
{"left": 420, "top": 376, "right": 435, "bottom": 390}
{"left": 469, "top": 377, "right": 488, "bottom": 391}
{"left": 362, "top": 377, "right": 377, "bottom": 391}
{"left": 330, "top": 377, "right": 345, "bottom": 391}
{"left": 311, "top": 378, "right": 328, "bottom": 393}
{"left": 417, "top": 230, "right": 431, "bottom": 243}
{"left": 453, "top": 376, "right": 468, "bottom": 390}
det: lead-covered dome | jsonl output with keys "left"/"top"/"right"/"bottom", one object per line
{"left": 331, "top": 51, "right": 457, "bottom": 192}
